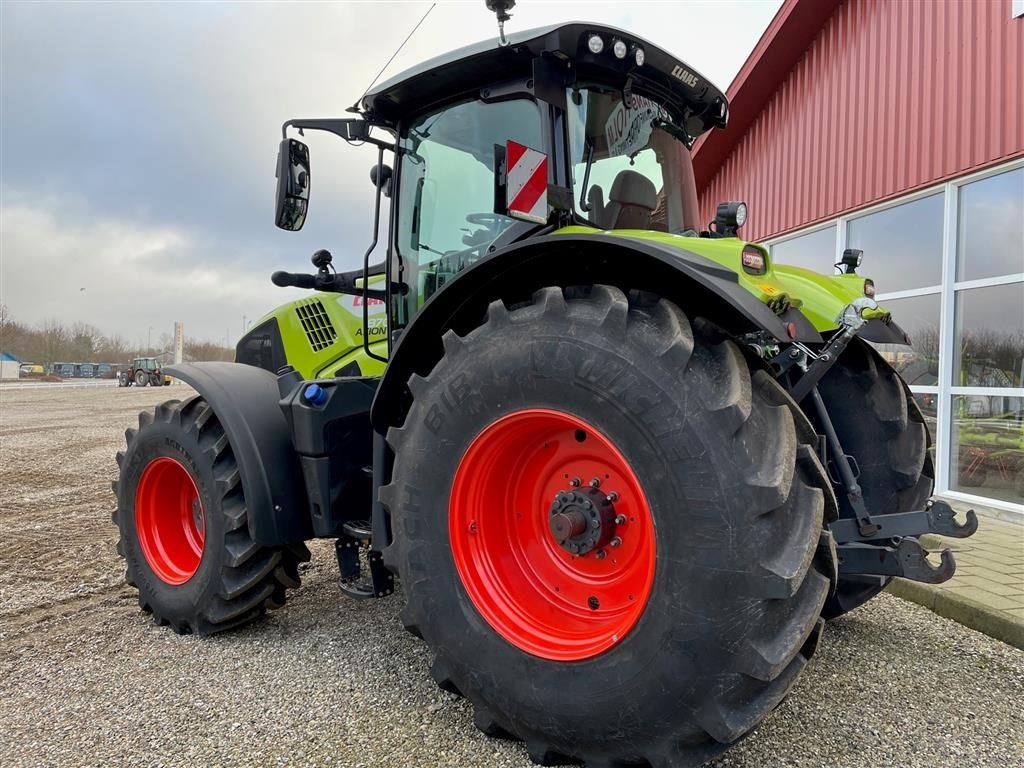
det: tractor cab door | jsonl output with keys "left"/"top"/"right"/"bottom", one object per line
{"left": 392, "top": 97, "right": 545, "bottom": 328}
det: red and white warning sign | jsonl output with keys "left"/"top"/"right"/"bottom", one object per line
{"left": 505, "top": 140, "right": 548, "bottom": 224}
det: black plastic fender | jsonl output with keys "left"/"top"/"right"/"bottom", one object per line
{"left": 371, "top": 232, "right": 822, "bottom": 432}
{"left": 167, "top": 362, "right": 311, "bottom": 546}
{"left": 859, "top": 316, "right": 912, "bottom": 346}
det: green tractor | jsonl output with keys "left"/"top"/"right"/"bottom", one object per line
{"left": 112, "top": 10, "right": 978, "bottom": 767}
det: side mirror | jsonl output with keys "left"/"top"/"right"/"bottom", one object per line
{"left": 275, "top": 138, "right": 310, "bottom": 231}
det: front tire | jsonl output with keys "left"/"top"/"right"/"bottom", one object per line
{"left": 382, "top": 286, "right": 834, "bottom": 766}
{"left": 112, "top": 396, "right": 309, "bottom": 633}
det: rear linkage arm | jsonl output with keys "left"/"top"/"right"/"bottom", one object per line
{"left": 837, "top": 538, "right": 958, "bottom": 584}
{"left": 832, "top": 501, "right": 978, "bottom": 584}
{"left": 772, "top": 298, "right": 979, "bottom": 585}
{"left": 829, "top": 500, "right": 979, "bottom": 544}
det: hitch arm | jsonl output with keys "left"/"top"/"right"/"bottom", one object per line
{"left": 837, "top": 538, "right": 957, "bottom": 584}
{"left": 829, "top": 500, "right": 979, "bottom": 543}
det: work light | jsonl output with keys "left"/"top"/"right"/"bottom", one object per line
{"left": 634, "top": 47, "right": 645, "bottom": 66}
{"left": 588, "top": 34, "right": 604, "bottom": 54}
{"left": 713, "top": 201, "right": 748, "bottom": 237}
{"left": 613, "top": 39, "right": 627, "bottom": 59}
{"left": 839, "top": 248, "right": 863, "bottom": 274}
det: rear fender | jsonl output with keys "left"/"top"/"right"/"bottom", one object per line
{"left": 167, "top": 362, "right": 312, "bottom": 546}
{"left": 370, "top": 233, "right": 822, "bottom": 433}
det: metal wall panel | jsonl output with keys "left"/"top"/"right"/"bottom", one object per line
{"left": 696, "top": 0, "right": 1024, "bottom": 241}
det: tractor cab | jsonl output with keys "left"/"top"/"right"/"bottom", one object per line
{"left": 272, "top": 22, "right": 728, "bottom": 347}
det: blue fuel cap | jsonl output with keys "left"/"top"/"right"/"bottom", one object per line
{"left": 303, "top": 383, "right": 328, "bottom": 407}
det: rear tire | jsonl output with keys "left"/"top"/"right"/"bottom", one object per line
{"left": 135, "top": 370, "right": 148, "bottom": 387}
{"left": 813, "top": 340, "right": 934, "bottom": 619}
{"left": 112, "top": 396, "right": 310, "bottom": 633}
{"left": 382, "top": 286, "right": 835, "bottom": 766}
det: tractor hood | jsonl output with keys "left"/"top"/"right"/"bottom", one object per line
{"left": 361, "top": 22, "right": 728, "bottom": 142}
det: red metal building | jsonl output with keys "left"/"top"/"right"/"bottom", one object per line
{"left": 692, "top": 0, "right": 1024, "bottom": 513}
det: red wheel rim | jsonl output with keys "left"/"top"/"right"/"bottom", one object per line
{"left": 449, "top": 409, "right": 656, "bottom": 661}
{"left": 134, "top": 457, "right": 205, "bottom": 584}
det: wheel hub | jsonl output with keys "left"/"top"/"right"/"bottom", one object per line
{"left": 548, "top": 486, "right": 617, "bottom": 555}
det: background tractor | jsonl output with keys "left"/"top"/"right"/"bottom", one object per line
{"left": 111, "top": 7, "right": 977, "bottom": 767}
{"left": 118, "top": 356, "right": 171, "bottom": 387}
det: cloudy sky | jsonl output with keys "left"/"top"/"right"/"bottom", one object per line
{"left": 1, "top": 0, "right": 780, "bottom": 347}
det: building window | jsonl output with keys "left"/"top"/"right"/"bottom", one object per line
{"left": 950, "top": 395, "right": 1024, "bottom": 505}
{"left": 764, "top": 158, "right": 1024, "bottom": 513}
{"left": 878, "top": 293, "right": 940, "bottom": 384}
{"left": 846, "top": 192, "right": 944, "bottom": 292}
{"left": 955, "top": 167, "right": 1024, "bottom": 282}
{"left": 953, "top": 283, "right": 1024, "bottom": 388}
{"left": 769, "top": 224, "right": 836, "bottom": 272}
{"left": 949, "top": 167, "right": 1024, "bottom": 507}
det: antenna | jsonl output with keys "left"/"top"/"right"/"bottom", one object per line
{"left": 350, "top": 2, "right": 437, "bottom": 113}
{"left": 485, "top": 0, "right": 516, "bottom": 46}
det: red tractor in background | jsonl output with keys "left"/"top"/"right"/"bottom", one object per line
{"left": 118, "top": 357, "right": 171, "bottom": 387}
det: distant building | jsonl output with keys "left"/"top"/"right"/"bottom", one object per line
{"left": 694, "top": 0, "right": 1024, "bottom": 512}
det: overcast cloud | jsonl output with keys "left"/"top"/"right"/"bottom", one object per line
{"left": 1, "top": 0, "right": 780, "bottom": 346}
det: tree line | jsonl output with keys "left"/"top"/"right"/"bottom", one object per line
{"left": 0, "top": 305, "right": 234, "bottom": 364}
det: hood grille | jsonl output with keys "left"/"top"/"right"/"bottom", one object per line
{"left": 295, "top": 299, "right": 337, "bottom": 352}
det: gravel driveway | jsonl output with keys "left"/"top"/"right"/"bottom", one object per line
{"left": 1, "top": 386, "right": 1022, "bottom": 767}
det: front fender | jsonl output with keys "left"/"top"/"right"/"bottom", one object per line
{"left": 370, "top": 233, "right": 821, "bottom": 432}
{"left": 168, "top": 362, "right": 311, "bottom": 545}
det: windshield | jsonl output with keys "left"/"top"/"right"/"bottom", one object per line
{"left": 567, "top": 86, "right": 700, "bottom": 234}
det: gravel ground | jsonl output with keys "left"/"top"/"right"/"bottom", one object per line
{"left": 1, "top": 385, "right": 1022, "bottom": 767}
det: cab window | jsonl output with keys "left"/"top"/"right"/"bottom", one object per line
{"left": 395, "top": 98, "right": 543, "bottom": 321}
{"left": 567, "top": 86, "right": 700, "bottom": 235}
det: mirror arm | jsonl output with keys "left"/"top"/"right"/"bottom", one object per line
{"left": 282, "top": 119, "right": 395, "bottom": 150}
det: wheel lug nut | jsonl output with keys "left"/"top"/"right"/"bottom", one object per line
{"left": 610, "top": 537, "right": 622, "bottom": 548}
{"left": 614, "top": 514, "right": 626, "bottom": 525}
{"left": 607, "top": 491, "right": 619, "bottom": 502}
{"left": 595, "top": 549, "right": 606, "bottom": 559}
{"left": 589, "top": 477, "right": 601, "bottom": 488}
{"left": 570, "top": 477, "right": 582, "bottom": 487}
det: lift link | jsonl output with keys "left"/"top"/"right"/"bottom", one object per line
{"left": 809, "top": 385, "right": 878, "bottom": 537}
